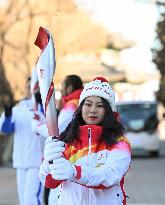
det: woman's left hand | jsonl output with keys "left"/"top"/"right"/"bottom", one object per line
{"left": 50, "top": 157, "right": 75, "bottom": 180}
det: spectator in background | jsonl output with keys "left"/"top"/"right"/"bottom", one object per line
{"left": 58, "top": 74, "right": 83, "bottom": 133}
{"left": 0, "top": 77, "right": 44, "bottom": 205}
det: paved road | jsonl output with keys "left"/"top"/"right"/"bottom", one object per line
{"left": 0, "top": 166, "right": 18, "bottom": 205}
{"left": 125, "top": 140, "right": 165, "bottom": 205}
{"left": 125, "top": 157, "right": 165, "bottom": 205}
{"left": 0, "top": 141, "right": 165, "bottom": 205}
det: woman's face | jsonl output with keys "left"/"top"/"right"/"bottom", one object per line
{"left": 61, "top": 78, "right": 73, "bottom": 96}
{"left": 82, "top": 96, "right": 106, "bottom": 125}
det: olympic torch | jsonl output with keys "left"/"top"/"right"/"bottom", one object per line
{"left": 30, "top": 66, "right": 39, "bottom": 111}
{"left": 34, "top": 26, "right": 59, "bottom": 139}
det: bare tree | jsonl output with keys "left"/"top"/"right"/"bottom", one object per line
{"left": 0, "top": 0, "right": 108, "bottom": 102}
{"left": 152, "top": 1, "right": 165, "bottom": 106}
{"left": 0, "top": 1, "right": 15, "bottom": 106}
{"left": 0, "top": 0, "right": 50, "bottom": 103}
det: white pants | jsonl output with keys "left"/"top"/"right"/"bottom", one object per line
{"left": 16, "top": 168, "right": 43, "bottom": 205}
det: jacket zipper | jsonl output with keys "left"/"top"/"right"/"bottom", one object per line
{"left": 87, "top": 127, "right": 92, "bottom": 166}
{"left": 88, "top": 127, "right": 92, "bottom": 154}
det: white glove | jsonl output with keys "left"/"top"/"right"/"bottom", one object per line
{"left": 44, "top": 136, "right": 65, "bottom": 162}
{"left": 39, "top": 160, "right": 50, "bottom": 184}
{"left": 50, "top": 157, "right": 76, "bottom": 180}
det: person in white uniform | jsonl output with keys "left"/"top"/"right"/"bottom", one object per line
{"left": 39, "top": 77, "right": 131, "bottom": 205}
{"left": 0, "top": 77, "right": 44, "bottom": 205}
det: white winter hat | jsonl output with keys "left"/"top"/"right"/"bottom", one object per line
{"left": 79, "top": 77, "right": 116, "bottom": 111}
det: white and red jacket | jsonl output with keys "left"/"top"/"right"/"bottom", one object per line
{"left": 40, "top": 125, "right": 131, "bottom": 205}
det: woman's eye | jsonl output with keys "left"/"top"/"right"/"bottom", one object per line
{"left": 98, "top": 104, "right": 104, "bottom": 108}
{"left": 84, "top": 103, "right": 91, "bottom": 106}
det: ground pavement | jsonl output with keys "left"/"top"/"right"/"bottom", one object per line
{"left": 0, "top": 166, "right": 18, "bottom": 205}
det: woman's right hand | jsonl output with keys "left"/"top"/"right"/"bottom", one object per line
{"left": 44, "top": 136, "right": 65, "bottom": 162}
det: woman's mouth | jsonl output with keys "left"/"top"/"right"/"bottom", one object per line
{"left": 88, "top": 116, "right": 97, "bottom": 120}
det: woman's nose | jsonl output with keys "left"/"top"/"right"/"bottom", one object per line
{"left": 90, "top": 105, "right": 96, "bottom": 113}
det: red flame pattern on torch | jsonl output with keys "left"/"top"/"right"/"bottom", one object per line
{"left": 34, "top": 27, "right": 49, "bottom": 51}
{"left": 45, "top": 81, "right": 54, "bottom": 113}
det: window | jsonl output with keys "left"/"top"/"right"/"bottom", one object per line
{"left": 117, "top": 102, "right": 158, "bottom": 132}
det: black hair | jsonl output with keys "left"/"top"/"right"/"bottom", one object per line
{"left": 60, "top": 97, "right": 124, "bottom": 146}
{"left": 64, "top": 75, "right": 83, "bottom": 92}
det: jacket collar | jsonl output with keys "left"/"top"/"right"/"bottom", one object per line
{"left": 79, "top": 125, "right": 102, "bottom": 143}
{"left": 62, "top": 89, "right": 82, "bottom": 107}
